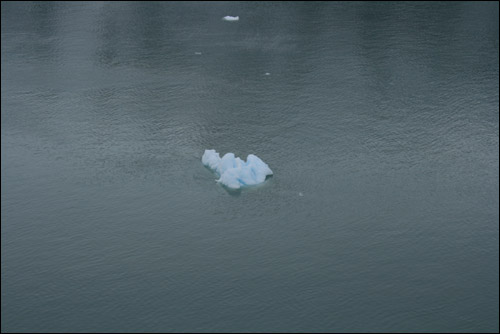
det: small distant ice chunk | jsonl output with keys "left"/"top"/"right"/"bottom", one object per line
{"left": 223, "top": 16, "right": 239, "bottom": 21}
{"left": 265, "top": 72, "right": 271, "bottom": 76}
{"left": 202, "top": 149, "right": 273, "bottom": 189}
{"left": 195, "top": 52, "right": 202, "bottom": 55}
{"left": 299, "top": 192, "right": 303, "bottom": 196}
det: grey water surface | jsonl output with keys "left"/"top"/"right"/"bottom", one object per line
{"left": 1, "top": 2, "right": 499, "bottom": 332}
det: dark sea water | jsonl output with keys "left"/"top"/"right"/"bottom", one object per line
{"left": 1, "top": 2, "right": 498, "bottom": 332}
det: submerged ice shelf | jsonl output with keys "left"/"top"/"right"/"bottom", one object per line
{"left": 202, "top": 149, "right": 273, "bottom": 189}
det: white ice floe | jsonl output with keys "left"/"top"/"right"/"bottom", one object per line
{"left": 202, "top": 149, "right": 273, "bottom": 189}
{"left": 222, "top": 16, "right": 239, "bottom": 21}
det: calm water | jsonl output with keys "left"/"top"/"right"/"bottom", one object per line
{"left": 1, "top": 2, "right": 499, "bottom": 332}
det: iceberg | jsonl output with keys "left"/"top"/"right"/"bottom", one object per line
{"left": 202, "top": 149, "right": 273, "bottom": 189}
{"left": 222, "top": 16, "right": 239, "bottom": 21}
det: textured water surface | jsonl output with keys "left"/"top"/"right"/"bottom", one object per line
{"left": 1, "top": 2, "right": 499, "bottom": 332}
